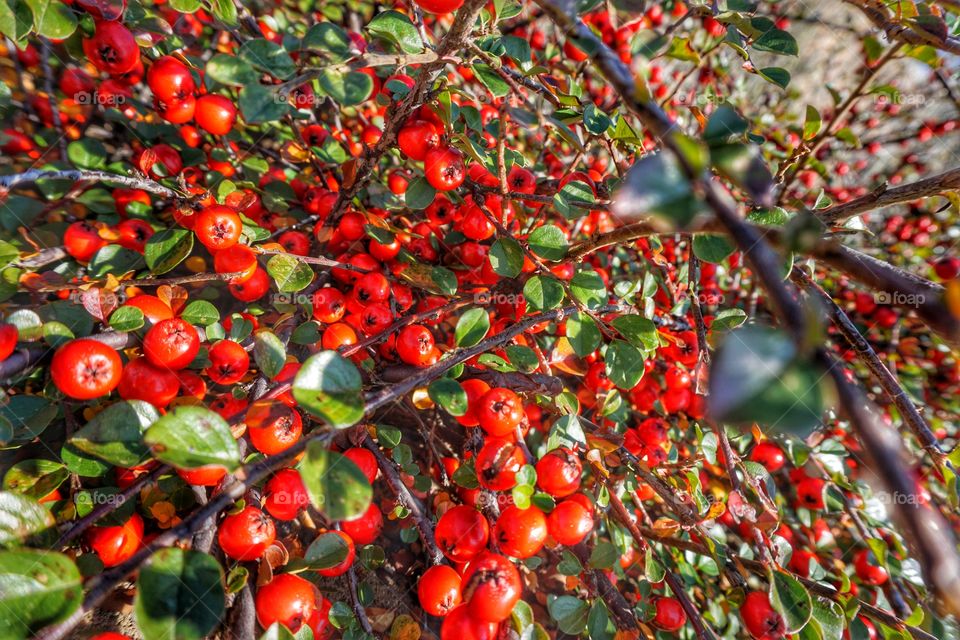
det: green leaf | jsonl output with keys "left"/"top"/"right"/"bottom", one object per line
{"left": 803, "top": 105, "right": 822, "bottom": 141}
{"left": 489, "top": 237, "right": 524, "bottom": 278}
{"left": 253, "top": 331, "right": 286, "bottom": 379}
{"left": 2, "top": 460, "right": 67, "bottom": 501}
{"left": 304, "top": 531, "right": 351, "bottom": 569}
{"left": 25, "top": 0, "right": 77, "bottom": 39}
{"left": 205, "top": 54, "right": 257, "bottom": 86}
{"left": 711, "top": 308, "right": 747, "bottom": 332}
{"left": 0, "top": 550, "right": 82, "bottom": 635}
{"left": 366, "top": 10, "right": 423, "bottom": 54}
{"left": 605, "top": 340, "right": 645, "bottom": 389}
{"left": 145, "top": 229, "right": 194, "bottom": 275}
{"left": 430, "top": 266, "right": 458, "bottom": 296}
{"left": 710, "top": 142, "right": 775, "bottom": 204}
{"left": 317, "top": 69, "right": 373, "bottom": 106}
{"left": 134, "top": 548, "right": 225, "bottom": 640}
{"left": 303, "top": 22, "right": 353, "bottom": 62}
{"left": 144, "top": 406, "right": 241, "bottom": 471}
{"left": 69, "top": 400, "right": 158, "bottom": 467}
{"left": 0, "top": 0, "right": 34, "bottom": 43}
{"left": 239, "top": 84, "right": 292, "bottom": 124}
{"left": 0, "top": 492, "right": 54, "bottom": 546}
{"left": 587, "top": 601, "right": 616, "bottom": 640}
{"left": 209, "top": 0, "right": 237, "bottom": 24}
{"left": 67, "top": 139, "right": 106, "bottom": 170}
{"left": 547, "top": 414, "right": 586, "bottom": 450}
{"left": 570, "top": 269, "right": 608, "bottom": 309}
{"left": 566, "top": 311, "right": 600, "bottom": 357}
{"left": 553, "top": 180, "right": 595, "bottom": 219}
{"left": 703, "top": 104, "right": 748, "bottom": 145}
{"left": 769, "top": 570, "right": 812, "bottom": 633}
{"left": 582, "top": 103, "right": 611, "bottom": 135}
{"left": 169, "top": 0, "right": 201, "bottom": 11}
{"left": 473, "top": 64, "right": 510, "bottom": 97}
{"left": 523, "top": 275, "right": 564, "bottom": 311}
{"left": 809, "top": 596, "right": 844, "bottom": 640}
{"left": 292, "top": 351, "right": 364, "bottom": 428}
{"left": 758, "top": 67, "right": 791, "bottom": 89}
{"left": 455, "top": 307, "right": 490, "bottom": 348}
{"left": 547, "top": 595, "right": 589, "bottom": 635}
{"left": 708, "top": 325, "right": 825, "bottom": 436}
{"left": 753, "top": 27, "right": 799, "bottom": 56}
{"left": 610, "top": 315, "right": 658, "bottom": 351}
{"left": 180, "top": 300, "right": 219, "bottom": 326}
{"left": 428, "top": 378, "right": 467, "bottom": 416}
{"left": 298, "top": 442, "right": 372, "bottom": 520}
{"left": 528, "top": 225, "right": 568, "bottom": 261}
{"left": 693, "top": 234, "right": 736, "bottom": 264}
{"left": 108, "top": 305, "right": 145, "bottom": 332}
{"left": 405, "top": 178, "right": 435, "bottom": 209}
{"left": 267, "top": 254, "right": 314, "bottom": 292}
{"left": 239, "top": 39, "right": 296, "bottom": 79}
{"left": 611, "top": 152, "right": 705, "bottom": 229}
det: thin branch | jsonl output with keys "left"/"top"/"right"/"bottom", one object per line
{"left": 363, "top": 436, "right": 443, "bottom": 566}
{"left": 791, "top": 268, "right": 947, "bottom": 467}
{"left": 0, "top": 169, "right": 181, "bottom": 199}
{"left": 817, "top": 167, "right": 960, "bottom": 225}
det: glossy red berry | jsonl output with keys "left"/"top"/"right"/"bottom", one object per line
{"left": 461, "top": 552, "right": 522, "bottom": 623}
{"left": 398, "top": 119, "right": 441, "bottom": 161}
{"left": 493, "top": 505, "right": 547, "bottom": 559}
{"left": 83, "top": 21, "right": 140, "bottom": 75}
{"left": 854, "top": 549, "right": 889, "bottom": 586}
{"left": 264, "top": 469, "right": 310, "bottom": 521}
{"left": 64, "top": 221, "right": 107, "bottom": 262}
{"left": 218, "top": 505, "right": 276, "bottom": 561}
{"left": 546, "top": 497, "right": 593, "bottom": 546}
{"left": 535, "top": 448, "right": 582, "bottom": 498}
{"left": 435, "top": 505, "right": 489, "bottom": 563}
{"left": 741, "top": 591, "right": 785, "bottom": 639}
{"left": 246, "top": 401, "right": 302, "bottom": 455}
{"left": 195, "top": 205, "right": 243, "bottom": 252}
{"left": 418, "top": 564, "right": 462, "bottom": 616}
{"left": 51, "top": 339, "right": 123, "bottom": 400}
{"left": 343, "top": 447, "right": 379, "bottom": 484}
{"left": 424, "top": 145, "right": 466, "bottom": 191}
{"left": 476, "top": 387, "right": 524, "bottom": 437}
{"left": 87, "top": 512, "right": 143, "bottom": 568}
{"left": 143, "top": 317, "right": 200, "bottom": 370}
{"left": 440, "top": 604, "right": 498, "bottom": 640}
{"left": 195, "top": 94, "right": 238, "bottom": 135}
{"left": 339, "top": 502, "right": 383, "bottom": 545}
{"left": 118, "top": 357, "right": 180, "bottom": 408}
{"left": 750, "top": 442, "right": 786, "bottom": 473}
{"left": 0, "top": 323, "right": 18, "bottom": 362}
{"left": 147, "top": 56, "right": 196, "bottom": 102}
{"left": 255, "top": 573, "right": 321, "bottom": 633}
{"left": 651, "top": 596, "right": 686, "bottom": 632}
{"left": 206, "top": 340, "right": 249, "bottom": 385}
{"left": 796, "top": 477, "right": 826, "bottom": 510}
{"left": 396, "top": 324, "right": 436, "bottom": 367}
{"left": 475, "top": 438, "right": 525, "bottom": 491}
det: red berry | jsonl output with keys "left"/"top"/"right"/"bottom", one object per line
{"left": 218, "top": 505, "right": 276, "bottom": 561}
{"left": 51, "top": 339, "right": 123, "bottom": 400}
{"left": 418, "top": 564, "right": 462, "bottom": 616}
{"left": 435, "top": 505, "right": 489, "bottom": 563}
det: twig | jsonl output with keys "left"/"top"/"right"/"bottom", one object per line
{"left": 363, "top": 436, "right": 443, "bottom": 565}
{"left": 816, "top": 166, "right": 960, "bottom": 225}
{"left": 0, "top": 169, "right": 182, "bottom": 199}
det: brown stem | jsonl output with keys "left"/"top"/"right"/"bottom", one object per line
{"left": 791, "top": 268, "right": 947, "bottom": 466}
{"left": 0, "top": 169, "right": 181, "bottom": 199}
{"left": 816, "top": 167, "right": 960, "bottom": 225}
{"left": 363, "top": 436, "right": 443, "bottom": 565}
